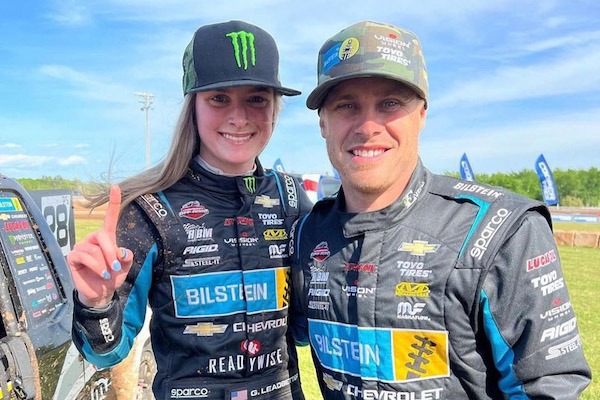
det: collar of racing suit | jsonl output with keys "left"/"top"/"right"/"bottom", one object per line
{"left": 332, "top": 158, "right": 431, "bottom": 238}
{"left": 184, "top": 157, "right": 266, "bottom": 194}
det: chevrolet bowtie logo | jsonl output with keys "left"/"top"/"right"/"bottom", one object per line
{"left": 398, "top": 240, "right": 440, "bottom": 256}
{"left": 254, "top": 195, "right": 281, "bottom": 208}
{"left": 183, "top": 323, "right": 228, "bottom": 336}
{"left": 322, "top": 373, "right": 343, "bottom": 391}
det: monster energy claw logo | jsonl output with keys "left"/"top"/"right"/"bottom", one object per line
{"left": 226, "top": 31, "right": 256, "bottom": 69}
{"left": 244, "top": 176, "right": 257, "bottom": 193}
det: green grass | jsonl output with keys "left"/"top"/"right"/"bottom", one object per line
{"left": 74, "top": 218, "right": 102, "bottom": 240}
{"left": 74, "top": 220, "right": 598, "bottom": 398}
{"left": 561, "top": 246, "right": 599, "bottom": 399}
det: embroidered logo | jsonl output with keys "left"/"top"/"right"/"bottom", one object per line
{"left": 243, "top": 176, "right": 256, "bottom": 193}
{"left": 398, "top": 240, "right": 440, "bottom": 256}
{"left": 226, "top": 30, "right": 256, "bottom": 69}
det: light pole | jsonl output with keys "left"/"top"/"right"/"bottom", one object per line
{"left": 134, "top": 92, "right": 155, "bottom": 169}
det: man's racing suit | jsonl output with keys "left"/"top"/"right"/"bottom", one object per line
{"left": 72, "top": 159, "right": 313, "bottom": 400}
{"left": 290, "top": 160, "right": 591, "bottom": 399}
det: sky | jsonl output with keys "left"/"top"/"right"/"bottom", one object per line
{"left": 0, "top": 0, "right": 599, "bottom": 181}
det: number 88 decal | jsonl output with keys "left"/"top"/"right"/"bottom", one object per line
{"left": 41, "top": 195, "right": 72, "bottom": 254}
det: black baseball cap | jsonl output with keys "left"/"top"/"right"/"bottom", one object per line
{"left": 182, "top": 20, "right": 301, "bottom": 96}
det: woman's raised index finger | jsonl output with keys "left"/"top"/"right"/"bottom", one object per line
{"left": 102, "top": 184, "right": 122, "bottom": 235}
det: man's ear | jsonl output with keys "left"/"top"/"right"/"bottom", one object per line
{"left": 319, "top": 117, "right": 326, "bottom": 139}
{"left": 418, "top": 102, "right": 427, "bottom": 131}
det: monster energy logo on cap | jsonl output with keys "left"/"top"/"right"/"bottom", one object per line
{"left": 243, "top": 177, "right": 257, "bottom": 193}
{"left": 226, "top": 31, "right": 256, "bottom": 70}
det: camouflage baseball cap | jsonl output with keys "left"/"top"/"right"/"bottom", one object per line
{"left": 306, "top": 21, "right": 428, "bottom": 110}
{"left": 182, "top": 20, "right": 300, "bottom": 96}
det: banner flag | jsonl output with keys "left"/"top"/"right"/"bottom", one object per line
{"left": 317, "top": 175, "right": 326, "bottom": 201}
{"left": 317, "top": 175, "right": 341, "bottom": 200}
{"left": 332, "top": 167, "right": 341, "bottom": 180}
{"left": 535, "top": 154, "right": 559, "bottom": 206}
{"left": 273, "top": 158, "right": 285, "bottom": 173}
{"left": 459, "top": 153, "right": 475, "bottom": 181}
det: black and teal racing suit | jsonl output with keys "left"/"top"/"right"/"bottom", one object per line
{"left": 290, "top": 159, "right": 591, "bottom": 399}
{"left": 72, "top": 159, "right": 313, "bottom": 400}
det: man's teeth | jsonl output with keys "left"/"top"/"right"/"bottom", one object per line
{"left": 352, "top": 149, "right": 384, "bottom": 157}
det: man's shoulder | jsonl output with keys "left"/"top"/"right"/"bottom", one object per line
{"left": 430, "top": 174, "right": 542, "bottom": 208}
{"left": 311, "top": 197, "right": 337, "bottom": 215}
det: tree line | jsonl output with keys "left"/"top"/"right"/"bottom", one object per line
{"left": 445, "top": 167, "right": 600, "bottom": 207}
{"left": 15, "top": 167, "right": 600, "bottom": 207}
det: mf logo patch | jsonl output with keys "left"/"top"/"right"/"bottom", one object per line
{"left": 226, "top": 30, "right": 256, "bottom": 70}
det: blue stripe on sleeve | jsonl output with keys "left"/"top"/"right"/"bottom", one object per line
{"left": 456, "top": 194, "right": 489, "bottom": 257}
{"left": 80, "top": 243, "right": 157, "bottom": 368}
{"left": 480, "top": 290, "right": 530, "bottom": 399}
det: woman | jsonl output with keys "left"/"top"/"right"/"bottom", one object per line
{"left": 67, "top": 20, "right": 312, "bottom": 400}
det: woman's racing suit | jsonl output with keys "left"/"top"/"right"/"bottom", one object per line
{"left": 72, "top": 159, "right": 313, "bottom": 399}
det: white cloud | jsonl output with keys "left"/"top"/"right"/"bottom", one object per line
{"left": 421, "top": 107, "right": 600, "bottom": 174}
{"left": 58, "top": 155, "right": 87, "bottom": 166}
{"left": 0, "top": 154, "right": 53, "bottom": 167}
{"left": 434, "top": 45, "right": 600, "bottom": 109}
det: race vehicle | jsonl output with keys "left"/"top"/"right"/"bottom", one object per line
{"left": 0, "top": 174, "right": 156, "bottom": 399}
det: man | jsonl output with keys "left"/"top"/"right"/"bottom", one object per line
{"left": 290, "top": 21, "right": 591, "bottom": 399}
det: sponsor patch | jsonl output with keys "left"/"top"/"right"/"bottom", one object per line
{"left": 179, "top": 201, "right": 209, "bottom": 220}
{"left": 172, "top": 267, "right": 289, "bottom": 317}
{"left": 398, "top": 241, "right": 440, "bottom": 256}
{"left": 395, "top": 282, "right": 430, "bottom": 297}
{"left": 309, "top": 319, "right": 449, "bottom": 382}
{"left": 545, "top": 334, "right": 582, "bottom": 360}
{"left": 470, "top": 208, "right": 511, "bottom": 260}
{"left": 540, "top": 317, "right": 577, "bottom": 342}
{"left": 531, "top": 270, "right": 564, "bottom": 296}
{"left": 311, "top": 241, "right": 331, "bottom": 262}
{"left": 526, "top": 249, "right": 557, "bottom": 272}
{"left": 183, "top": 323, "right": 228, "bottom": 336}
{"left": 183, "top": 223, "right": 213, "bottom": 242}
{"left": 140, "top": 194, "right": 168, "bottom": 219}
{"left": 397, "top": 302, "right": 430, "bottom": 321}
{"left": 454, "top": 182, "right": 503, "bottom": 198}
{"left": 263, "top": 229, "right": 288, "bottom": 241}
{"left": 345, "top": 262, "right": 376, "bottom": 272}
{"left": 254, "top": 195, "right": 280, "bottom": 208}
{"left": 268, "top": 243, "right": 287, "bottom": 259}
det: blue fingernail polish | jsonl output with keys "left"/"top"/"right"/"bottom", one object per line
{"left": 102, "top": 270, "right": 111, "bottom": 280}
{"left": 112, "top": 260, "right": 122, "bottom": 272}
{"left": 121, "top": 248, "right": 127, "bottom": 259}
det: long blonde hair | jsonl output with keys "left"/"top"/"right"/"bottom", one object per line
{"left": 84, "top": 91, "right": 283, "bottom": 210}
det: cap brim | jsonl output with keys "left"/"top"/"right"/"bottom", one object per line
{"left": 306, "top": 72, "right": 426, "bottom": 110}
{"left": 188, "top": 79, "right": 301, "bottom": 96}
